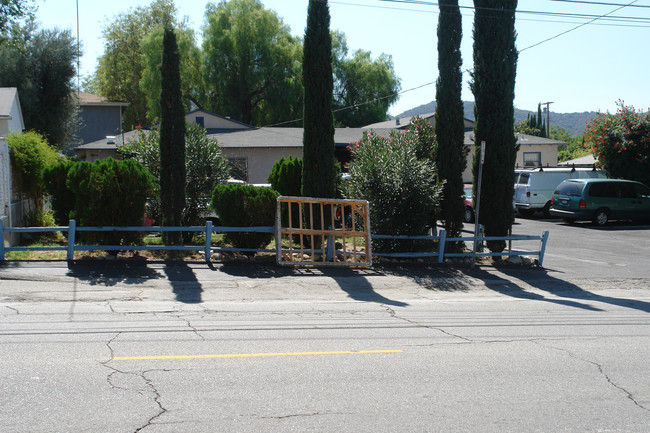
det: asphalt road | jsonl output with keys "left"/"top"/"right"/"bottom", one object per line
{"left": 1, "top": 217, "right": 649, "bottom": 432}
{"left": 506, "top": 215, "right": 650, "bottom": 279}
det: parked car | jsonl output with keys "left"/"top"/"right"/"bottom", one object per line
{"left": 550, "top": 178, "right": 650, "bottom": 225}
{"left": 514, "top": 167, "right": 609, "bottom": 218}
{"left": 463, "top": 184, "right": 474, "bottom": 223}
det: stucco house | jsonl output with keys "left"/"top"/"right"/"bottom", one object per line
{"left": 77, "top": 108, "right": 566, "bottom": 186}
{"left": 213, "top": 126, "right": 393, "bottom": 184}
{"left": 73, "top": 92, "right": 129, "bottom": 147}
{"left": 0, "top": 88, "right": 25, "bottom": 246}
{"left": 75, "top": 109, "right": 254, "bottom": 162}
{"left": 368, "top": 112, "right": 564, "bottom": 182}
{"left": 77, "top": 109, "right": 392, "bottom": 184}
{"left": 462, "top": 131, "right": 564, "bottom": 183}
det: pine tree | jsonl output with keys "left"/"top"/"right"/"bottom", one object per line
{"left": 434, "top": 0, "right": 466, "bottom": 248}
{"left": 470, "top": 0, "right": 518, "bottom": 253}
{"left": 159, "top": 26, "right": 186, "bottom": 245}
{"left": 302, "top": 0, "right": 336, "bottom": 201}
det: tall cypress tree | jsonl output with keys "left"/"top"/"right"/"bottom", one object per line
{"left": 434, "top": 0, "right": 466, "bottom": 248}
{"left": 302, "top": 0, "right": 336, "bottom": 201}
{"left": 159, "top": 26, "right": 186, "bottom": 245}
{"left": 470, "top": 0, "right": 518, "bottom": 252}
{"left": 537, "top": 103, "right": 547, "bottom": 137}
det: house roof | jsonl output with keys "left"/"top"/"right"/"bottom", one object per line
{"left": 558, "top": 154, "right": 597, "bottom": 166}
{"left": 463, "top": 131, "right": 568, "bottom": 146}
{"left": 76, "top": 91, "right": 129, "bottom": 107}
{"left": 186, "top": 109, "right": 254, "bottom": 129}
{"left": 0, "top": 87, "right": 19, "bottom": 118}
{"left": 363, "top": 112, "right": 475, "bottom": 131}
{"left": 212, "top": 127, "right": 396, "bottom": 149}
{"left": 363, "top": 112, "right": 436, "bottom": 130}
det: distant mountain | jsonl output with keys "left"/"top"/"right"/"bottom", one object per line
{"left": 396, "top": 101, "right": 598, "bottom": 136}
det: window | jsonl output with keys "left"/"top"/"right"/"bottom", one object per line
{"left": 227, "top": 158, "right": 248, "bottom": 182}
{"left": 517, "top": 173, "right": 530, "bottom": 185}
{"left": 523, "top": 152, "right": 541, "bottom": 168}
{"left": 195, "top": 116, "right": 204, "bottom": 128}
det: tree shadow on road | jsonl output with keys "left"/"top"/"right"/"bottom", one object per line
{"left": 66, "top": 260, "right": 164, "bottom": 286}
{"left": 66, "top": 260, "right": 204, "bottom": 304}
{"left": 375, "top": 262, "right": 613, "bottom": 312}
{"left": 218, "top": 260, "right": 408, "bottom": 307}
{"left": 493, "top": 266, "right": 650, "bottom": 314}
{"left": 162, "top": 261, "right": 203, "bottom": 304}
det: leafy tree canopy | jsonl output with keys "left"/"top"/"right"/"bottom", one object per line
{"left": 89, "top": 0, "right": 401, "bottom": 128}
{"left": 0, "top": 0, "right": 36, "bottom": 45}
{"left": 86, "top": 0, "right": 184, "bottom": 129}
{"left": 140, "top": 25, "right": 203, "bottom": 123}
{"left": 331, "top": 31, "right": 401, "bottom": 127}
{"left": 0, "top": 22, "right": 79, "bottom": 149}
{"left": 202, "top": 0, "right": 302, "bottom": 126}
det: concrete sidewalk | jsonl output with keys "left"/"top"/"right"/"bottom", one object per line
{"left": 1, "top": 259, "right": 649, "bottom": 306}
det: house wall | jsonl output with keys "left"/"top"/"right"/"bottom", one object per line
{"left": 1, "top": 137, "right": 11, "bottom": 246}
{"left": 515, "top": 144, "right": 558, "bottom": 169}
{"left": 78, "top": 105, "right": 123, "bottom": 145}
{"left": 220, "top": 147, "right": 302, "bottom": 184}
{"left": 462, "top": 143, "right": 559, "bottom": 183}
{"left": 76, "top": 148, "right": 121, "bottom": 163}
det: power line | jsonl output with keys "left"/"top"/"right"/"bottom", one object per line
{"left": 520, "top": 0, "right": 640, "bottom": 52}
{"left": 263, "top": 81, "right": 436, "bottom": 127}
{"left": 551, "top": 0, "right": 650, "bottom": 8}
{"left": 265, "top": 0, "right": 647, "bottom": 126}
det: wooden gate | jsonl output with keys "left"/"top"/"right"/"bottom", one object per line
{"left": 275, "top": 196, "right": 371, "bottom": 267}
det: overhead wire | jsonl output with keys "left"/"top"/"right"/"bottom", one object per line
{"left": 262, "top": 0, "right": 648, "bottom": 127}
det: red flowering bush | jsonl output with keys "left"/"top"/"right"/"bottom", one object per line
{"left": 585, "top": 101, "right": 650, "bottom": 185}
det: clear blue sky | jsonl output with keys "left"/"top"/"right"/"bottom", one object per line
{"left": 35, "top": 0, "right": 650, "bottom": 118}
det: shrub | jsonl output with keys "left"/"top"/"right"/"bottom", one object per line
{"left": 584, "top": 102, "right": 650, "bottom": 186}
{"left": 7, "top": 131, "right": 62, "bottom": 225}
{"left": 268, "top": 156, "right": 302, "bottom": 233}
{"left": 66, "top": 158, "right": 156, "bottom": 245}
{"left": 119, "top": 123, "right": 230, "bottom": 227}
{"left": 43, "top": 160, "right": 77, "bottom": 225}
{"left": 346, "top": 129, "right": 443, "bottom": 253}
{"left": 268, "top": 156, "right": 303, "bottom": 196}
{"left": 211, "top": 184, "right": 279, "bottom": 250}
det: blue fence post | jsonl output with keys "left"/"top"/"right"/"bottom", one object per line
{"left": 438, "top": 229, "right": 446, "bottom": 264}
{"left": 538, "top": 230, "right": 550, "bottom": 266}
{"left": 67, "top": 220, "right": 76, "bottom": 261}
{"left": 0, "top": 218, "right": 5, "bottom": 261}
{"left": 205, "top": 220, "right": 212, "bottom": 263}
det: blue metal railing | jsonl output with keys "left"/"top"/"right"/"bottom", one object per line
{"left": 1, "top": 219, "right": 549, "bottom": 266}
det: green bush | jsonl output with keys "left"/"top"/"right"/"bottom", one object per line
{"left": 7, "top": 131, "right": 62, "bottom": 226}
{"left": 346, "top": 130, "right": 443, "bottom": 253}
{"left": 211, "top": 184, "right": 279, "bottom": 250}
{"left": 43, "top": 160, "right": 77, "bottom": 225}
{"left": 268, "top": 156, "right": 303, "bottom": 196}
{"left": 268, "top": 156, "right": 302, "bottom": 232}
{"left": 119, "top": 123, "right": 230, "bottom": 227}
{"left": 66, "top": 158, "right": 156, "bottom": 245}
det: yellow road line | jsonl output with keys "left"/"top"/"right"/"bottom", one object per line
{"left": 112, "top": 349, "right": 402, "bottom": 361}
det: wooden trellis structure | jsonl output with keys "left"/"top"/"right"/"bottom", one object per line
{"left": 275, "top": 196, "right": 371, "bottom": 267}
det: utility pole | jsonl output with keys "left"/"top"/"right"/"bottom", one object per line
{"left": 541, "top": 101, "right": 553, "bottom": 137}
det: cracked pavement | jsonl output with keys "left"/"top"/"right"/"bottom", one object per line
{"left": 1, "top": 261, "right": 649, "bottom": 432}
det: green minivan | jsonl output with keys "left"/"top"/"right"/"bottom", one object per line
{"left": 550, "top": 179, "right": 650, "bottom": 225}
